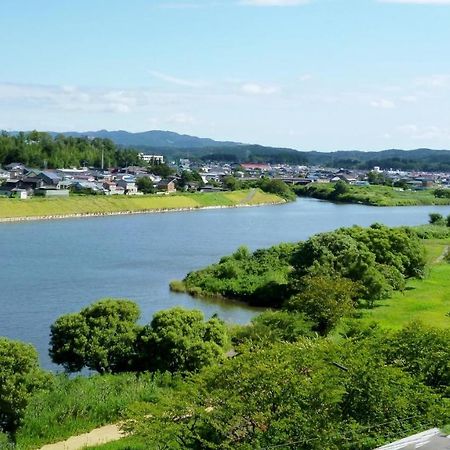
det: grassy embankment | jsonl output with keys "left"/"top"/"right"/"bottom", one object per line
{"left": 12, "top": 373, "right": 174, "bottom": 450}
{"left": 295, "top": 183, "right": 450, "bottom": 206}
{"left": 356, "top": 238, "right": 450, "bottom": 329}
{"left": 0, "top": 189, "right": 284, "bottom": 220}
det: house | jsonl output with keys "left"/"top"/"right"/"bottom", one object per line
{"left": 157, "top": 178, "right": 177, "bottom": 193}
{"left": 38, "top": 171, "right": 61, "bottom": 187}
{"left": 4, "top": 162, "right": 25, "bottom": 172}
{"left": 116, "top": 179, "right": 138, "bottom": 195}
{"left": 0, "top": 169, "right": 10, "bottom": 181}
{"left": 103, "top": 181, "right": 125, "bottom": 195}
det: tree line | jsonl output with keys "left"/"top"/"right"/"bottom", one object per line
{"left": 176, "top": 224, "right": 425, "bottom": 334}
{"left": 0, "top": 131, "right": 141, "bottom": 169}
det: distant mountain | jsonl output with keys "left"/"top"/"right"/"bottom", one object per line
{"left": 48, "top": 129, "right": 241, "bottom": 149}
{"left": 10, "top": 129, "right": 450, "bottom": 170}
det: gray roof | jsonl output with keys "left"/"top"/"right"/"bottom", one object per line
{"left": 376, "top": 428, "right": 450, "bottom": 450}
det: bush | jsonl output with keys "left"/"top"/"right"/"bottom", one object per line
{"left": 429, "top": 213, "right": 446, "bottom": 226}
{"left": 0, "top": 338, "right": 49, "bottom": 434}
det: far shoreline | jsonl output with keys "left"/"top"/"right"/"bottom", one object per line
{"left": 0, "top": 199, "right": 286, "bottom": 224}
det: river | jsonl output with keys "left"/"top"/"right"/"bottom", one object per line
{"left": 1, "top": 198, "right": 450, "bottom": 369}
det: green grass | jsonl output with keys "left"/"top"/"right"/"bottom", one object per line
{"left": 0, "top": 189, "right": 284, "bottom": 220}
{"left": 86, "top": 435, "right": 149, "bottom": 450}
{"left": 356, "top": 240, "right": 450, "bottom": 329}
{"left": 14, "top": 373, "right": 165, "bottom": 450}
{"left": 296, "top": 183, "right": 450, "bottom": 206}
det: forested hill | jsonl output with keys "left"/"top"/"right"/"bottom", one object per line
{"left": 4, "top": 129, "right": 450, "bottom": 170}
{"left": 47, "top": 129, "right": 240, "bottom": 149}
{"left": 49, "top": 130, "right": 450, "bottom": 170}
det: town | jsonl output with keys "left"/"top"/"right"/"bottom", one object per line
{"left": 1, "top": 152, "right": 450, "bottom": 200}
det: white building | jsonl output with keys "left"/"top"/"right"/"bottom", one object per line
{"left": 138, "top": 154, "right": 164, "bottom": 165}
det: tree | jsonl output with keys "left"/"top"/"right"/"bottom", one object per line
{"left": 232, "top": 310, "right": 314, "bottom": 346}
{"left": 136, "top": 176, "right": 155, "bottom": 194}
{"left": 147, "top": 163, "right": 175, "bottom": 178}
{"left": 286, "top": 274, "right": 358, "bottom": 335}
{"left": 127, "top": 337, "right": 449, "bottom": 450}
{"left": 137, "top": 308, "right": 227, "bottom": 373}
{"left": 332, "top": 180, "right": 349, "bottom": 197}
{"left": 429, "top": 213, "right": 446, "bottom": 226}
{"left": 0, "top": 338, "right": 48, "bottom": 433}
{"left": 49, "top": 299, "right": 141, "bottom": 373}
{"left": 222, "top": 175, "right": 241, "bottom": 191}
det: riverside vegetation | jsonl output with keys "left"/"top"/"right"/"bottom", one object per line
{"left": 1, "top": 223, "right": 450, "bottom": 449}
{"left": 295, "top": 181, "right": 450, "bottom": 206}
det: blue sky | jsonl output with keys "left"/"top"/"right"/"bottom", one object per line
{"left": 1, "top": 0, "right": 450, "bottom": 150}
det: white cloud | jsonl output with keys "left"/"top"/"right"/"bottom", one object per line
{"left": 240, "top": 83, "right": 280, "bottom": 95}
{"left": 370, "top": 98, "right": 396, "bottom": 109}
{"left": 397, "top": 124, "right": 450, "bottom": 140}
{"left": 0, "top": 82, "right": 140, "bottom": 114}
{"left": 148, "top": 70, "right": 206, "bottom": 88}
{"left": 240, "top": 0, "right": 310, "bottom": 6}
{"left": 415, "top": 74, "right": 450, "bottom": 88}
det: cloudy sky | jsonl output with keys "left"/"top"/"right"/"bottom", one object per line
{"left": 1, "top": 0, "right": 450, "bottom": 150}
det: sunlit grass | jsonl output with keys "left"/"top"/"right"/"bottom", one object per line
{"left": 0, "top": 190, "right": 283, "bottom": 219}
{"left": 357, "top": 240, "right": 450, "bottom": 329}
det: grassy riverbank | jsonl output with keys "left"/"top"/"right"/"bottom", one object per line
{"left": 295, "top": 183, "right": 450, "bottom": 206}
{"left": 355, "top": 239, "right": 450, "bottom": 329}
{"left": 0, "top": 189, "right": 284, "bottom": 221}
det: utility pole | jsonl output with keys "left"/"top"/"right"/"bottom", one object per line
{"left": 101, "top": 149, "right": 104, "bottom": 170}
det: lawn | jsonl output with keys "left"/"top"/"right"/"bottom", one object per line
{"left": 0, "top": 189, "right": 284, "bottom": 220}
{"left": 357, "top": 239, "right": 450, "bottom": 329}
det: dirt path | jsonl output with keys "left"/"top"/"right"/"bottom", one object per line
{"left": 435, "top": 245, "right": 449, "bottom": 264}
{"left": 39, "top": 424, "right": 125, "bottom": 450}
{"left": 240, "top": 188, "right": 256, "bottom": 204}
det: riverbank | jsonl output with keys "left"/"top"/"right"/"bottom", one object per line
{"left": 295, "top": 183, "right": 450, "bottom": 206}
{"left": 0, "top": 189, "right": 285, "bottom": 223}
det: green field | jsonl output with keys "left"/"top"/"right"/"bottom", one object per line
{"left": 0, "top": 189, "right": 284, "bottom": 220}
{"left": 296, "top": 183, "right": 450, "bottom": 206}
{"left": 357, "top": 239, "right": 450, "bottom": 329}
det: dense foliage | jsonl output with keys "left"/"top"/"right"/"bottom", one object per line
{"left": 0, "top": 338, "right": 48, "bottom": 434}
{"left": 49, "top": 301, "right": 227, "bottom": 375}
{"left": 49, "top": 299, "right": 141, "bottom": 373}
{"left": 136, "top": 308, "right": 227, "bottom": 373}
{"left": 127, "top": 323, "right": 450, "bottom": 450}
{"left": 178, "top": 243, "right": 297, "bottom": 306}
{"left": 0, "top": 131, "right": 140, "bottom": 169}
{"left": 176, "top": 225, "right": 425, "bottom": 331}
{"left": 295, "top": 183, "right": 450, "bottom": 206}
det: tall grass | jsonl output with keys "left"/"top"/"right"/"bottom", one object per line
{"left": 15, "top": 373, "right": 169, "bottom": 449}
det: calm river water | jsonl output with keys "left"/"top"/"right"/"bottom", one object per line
{"left": 1, "top": 198, "right": 450, "bottom": 369}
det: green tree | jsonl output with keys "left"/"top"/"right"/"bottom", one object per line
{"left": 429, "top": 213, "right": 446, "bottom": 226}
{"left": 287, "top": 274, "right": 358, "bottom": 335}
{"left": 232, "top": 310, "right": 314, "bottom": 346}
{"left": 148, "top": 163, "right": 175, "bottom": 178}
{"left": 0, "top": 338, "right": 48, "bottom": 433}
{"left": 137, "top": 308, "right": 227, "bottom": 373}
{"left": 49, "top": 299, "right": 141, "bottom": 373}
{"left": 222, "top": 175, "right": 241, "bottom": 191}
{"left": 332, "top": 180, "right": 350, "bottom": 198}
{"left": 136, "top": 177, "right": 155, "bottom": 194}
